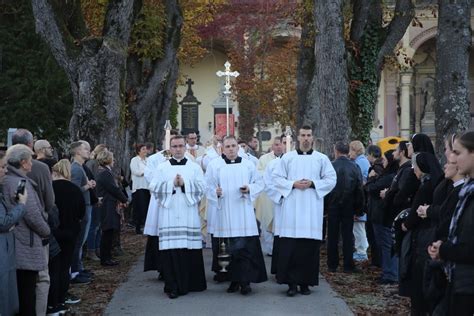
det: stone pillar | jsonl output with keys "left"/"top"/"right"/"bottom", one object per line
{"left": 399, "top": 71, "right": 412, "bottom": 138}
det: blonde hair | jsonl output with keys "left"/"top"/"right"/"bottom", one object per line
{"left": 350, "top": 140, "right": 365, "bottom": 156}
{"left": 96, "top": 150, "right": 114, "bottom": 166}
{"left": 91, "top": 144, "right": 108, "bottom": 159}
{"left": 52, "top": 159, "right": 71, "bottom": 180}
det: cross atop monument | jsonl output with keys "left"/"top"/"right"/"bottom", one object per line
{"left": 216, "top": 61, "right": 239, "bottom": 136}
{"left": 185, "top": 78, "right": 194, "bottom": 96}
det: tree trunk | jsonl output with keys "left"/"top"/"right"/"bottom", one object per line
{"left": 435, "top": 0, "right": 471, "bottom": 157}
{"left": 31, "top": 0, "right": 183, "bottom": 172}
{"left": 304, "top": 0, "right": 351, "bottom": 155}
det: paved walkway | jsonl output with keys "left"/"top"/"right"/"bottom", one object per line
{"left": 105, "top": 249, "right": 353, "bottom": 316}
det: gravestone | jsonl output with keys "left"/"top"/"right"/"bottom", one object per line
{"left": 179, "top": 78, "right": 201, "bottom": 135}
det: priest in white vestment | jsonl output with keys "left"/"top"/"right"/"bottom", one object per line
{"left": 185, "top": 131, "right": 206, "bottom": 159}
{"left": 143, "top": 130, "right": 193, "bottom": 274}
{"left": 206, "top": 136, "right": 267, "bottom": 295}
{"left": 148, "top": 135, "right": 207, "bottom": 298}
{"left": 255, "top": 137, "right": 284, "bottom": 255}
{"left": 273, "top": 125, "right": 337, "bottom": 297}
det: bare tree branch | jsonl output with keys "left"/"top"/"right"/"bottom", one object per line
{"left": 375, "top": 0, "right": 415, "bottom": 70}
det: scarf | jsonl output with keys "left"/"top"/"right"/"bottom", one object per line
{"left": 445, "top": 178, "right": 474, "bottom": 281}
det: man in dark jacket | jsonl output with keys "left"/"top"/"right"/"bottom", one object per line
{"left": 326, "top": 142, "right": 364, "bottom": 273}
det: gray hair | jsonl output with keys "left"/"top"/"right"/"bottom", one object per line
{"left": 12, "top": 129, "right": 33, "bottom": 147}
{"left": 6, "top": 144, "right": 33, "bottom": 169}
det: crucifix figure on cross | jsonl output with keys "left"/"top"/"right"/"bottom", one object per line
{"left": 216, "top": 61, "right": 239, "bottom": 136}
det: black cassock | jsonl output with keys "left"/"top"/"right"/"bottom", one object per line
{"left": 144, "top": 236, "right": 162, "bottom": 273}
{"left": 216, "top": 236, "right": 267, "bottom": 284}
{"left": 276, "top": 238, "right": 321, "bottom": 286}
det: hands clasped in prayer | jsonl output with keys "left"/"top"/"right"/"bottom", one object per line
{"left": 293, "top": 179, "right": 313, "bottom": 190}
{"left": 174, "top": 174, "right": 184, "bottom": 187}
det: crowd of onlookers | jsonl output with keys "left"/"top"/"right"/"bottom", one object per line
{"left": 325, "top": 131, "right": 474, "bottom": 316}
{"left": 0, "top": 129, "right": 132, "bottom": 316}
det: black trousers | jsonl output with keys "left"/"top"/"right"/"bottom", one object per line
{"left": 132, "top": 189, "right": 150, "bottom": 228}
{"left": 366, "top": 219, "right": 382, "bottom": 267}
{"left": 327, "top": 213, "right": 354, "bottom": 270}
{"left": 48, "top": 254, "right": 62, "bottom": 307}
{"left": 16, "top": 269, "right": 38, "bottom": 316}
{"left": 101, "top": 229, "right": 115, "bottom": 262}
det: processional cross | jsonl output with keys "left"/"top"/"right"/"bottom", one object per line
{"left": 216, "top": 61, "right": 239, "bottom": 136}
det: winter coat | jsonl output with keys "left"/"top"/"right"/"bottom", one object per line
{"left": 96, "top": 167, "right": 128, "bottom": 231}
{"left": 439, "top": 186, "right": 474, "bottom": 295}
{"left": 383, "top": 160, "right": 420, "bottom": 227}
{"left": 0, "top": 190, "right": 25, "bottom": 316}
{"left": 326, "top": 156, "right": 364, "bottom": 217}
{"left": 365, "top": 170, "right": 395, "bottom": 225}
{"left": 3, "top": 166, "right": 50, "bottom": 271}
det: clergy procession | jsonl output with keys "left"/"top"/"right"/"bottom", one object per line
{"left": 141, "top": 125, "right": 337, "bottom": 299}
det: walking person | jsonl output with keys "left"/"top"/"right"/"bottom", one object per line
{"left": 273, "top": 125, "right": 337, "bottom": 296}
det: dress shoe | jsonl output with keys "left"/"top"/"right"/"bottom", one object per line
{"left": 240, "top": 283, "right": 252, "bottom": 295}
{"left": 101, "top": 259, "right": 119, "bottom": 267}
{"left": 167, "top": 291, "right": 179, "bottom": 299}
{"left": 286, "top": 284, "right": 297, "bottom": 297}
{"left": 227, "top": 282, "right": 240, "bottom": 293}
{"left": 299, "top": 285, "right": 311, "bottom": 295}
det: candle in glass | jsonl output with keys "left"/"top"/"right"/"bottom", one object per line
{"left": 285, "top": 126, "right": 292, "bottom": 153}
{"left": 164, "top": 120, "right": 172, "bottom": 151}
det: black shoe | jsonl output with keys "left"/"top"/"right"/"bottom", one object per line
{"left": 158, "top": 273, "right": 164, "bottom": 281}
{"left": 167, "top": 291, "right": 179, "bottom": 299}
{"left": 70, "top": 274, "right": 91, "bottom": 285}
{"left": 101, "top": 259, "right": 119, "bottom": 267}
{"left": 287, "top": 284, "right": 297, "bottom": 297}
{"left": 227, "top": 282, "right": 240, "bottom": 293}
{"left": 64, "top": 293, "right": 81, "bottom": 304}
{"left": 46, "top": 303, "right": 69, "bottom": 315}
{"left": 299, "top": 285, "right": 311, "bottom": 295}
{"left": 240, "top": 283, "right": 252, "bottom": 295}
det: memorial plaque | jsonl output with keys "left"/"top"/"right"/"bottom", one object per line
{"left": 179, "top": 79, "right": 201, "bottom": 135}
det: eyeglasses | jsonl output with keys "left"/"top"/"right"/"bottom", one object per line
{"left": 171, "top": 145, "right": 185, "bottom": 148}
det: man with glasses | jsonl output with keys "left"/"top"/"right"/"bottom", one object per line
{"left": 148, "top": 135, "right": 207, "bottom": 299}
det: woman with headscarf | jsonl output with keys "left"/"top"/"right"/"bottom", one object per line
{"left": 402, "top": 152, "right": 443, "bottom": 315}
{"left": 429, "top": 131, "right": 474, "bottom": 315}
{"left": 408, "top": 133, "right": 435, "bottom": 158}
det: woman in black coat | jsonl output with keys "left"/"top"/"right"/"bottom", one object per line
{"left": 48, "top": 159, "right": 85, "bottom": 311}
{"left": 96, "top": 151, "right": 128, "bottom": 267}
{"left": 365, "top": 150, "right": 398, "bottom": 284}
{"left": 402, "top": 152, "right": 443, "bottom": 315}
{"left": 429, "top": 131, "right": 474, "bottom": 316}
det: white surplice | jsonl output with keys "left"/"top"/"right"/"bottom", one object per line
{"left": 205, "top": 157, "right": 264, "bottom": 238}
{"left": 263, "top": 157, "right": 283, "bottom": 235}
{"left": 255, "top": 152, "right": 277, "bottom": 232}
{"left": 148, "top": 159, "right": 205, "bottom": 250}
{"left": 143, "top": 150, "right": 193, "bottom": 236}
{"left": 273, "top": 150, "right": 337, "bottom": 240}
